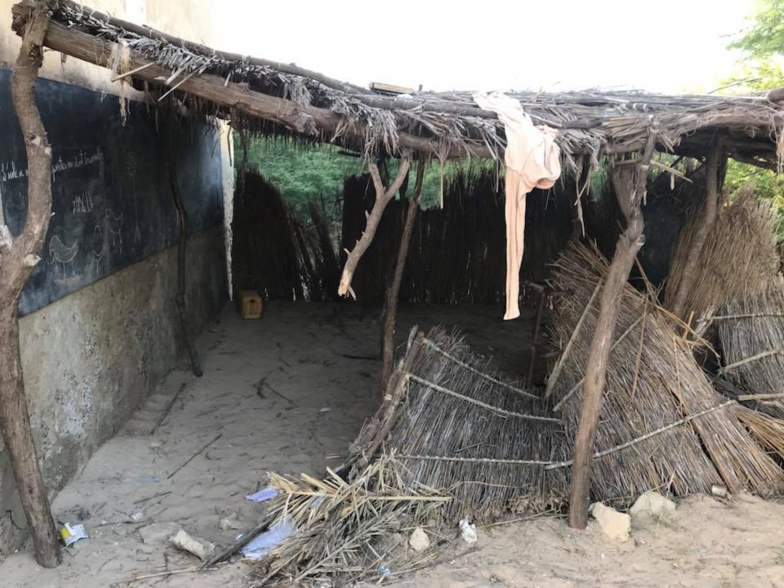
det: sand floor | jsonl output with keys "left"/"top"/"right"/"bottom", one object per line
{"left": 2, "top": 302, "right": 784, "bottom": 588}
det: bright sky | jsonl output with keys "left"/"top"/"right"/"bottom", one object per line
{"left": 215, "top": 0, "right": 759, "bottom": 94}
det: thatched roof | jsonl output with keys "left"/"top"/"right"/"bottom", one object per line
{"left": 12, "top": 0, "right": 784, "bottom": 175}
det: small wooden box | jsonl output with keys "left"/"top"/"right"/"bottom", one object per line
{"left": 237, "top": 290, "right": 262, "bottom": 319}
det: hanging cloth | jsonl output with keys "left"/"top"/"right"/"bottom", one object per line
{"left": 473, "top": 92, "right": 562, "bottom": 320}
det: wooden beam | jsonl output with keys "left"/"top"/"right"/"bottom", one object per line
{"left": 567, "top": 130, "right": 657, "bottom": 530}
{"left": 11, "top": 10, "right": 493, "bottom": 159}
{"left": 0, "top": 1, "right": 62, "bottom": 568}
{"left": 381, "top": 159, "right": 425, "bottom": 391}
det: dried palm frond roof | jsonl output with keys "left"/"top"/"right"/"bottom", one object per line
{"left": 12, "top": 0, "right": 784, "bottom": 176}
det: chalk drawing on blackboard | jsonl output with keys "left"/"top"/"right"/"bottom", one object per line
{"left": 91, "top": 225, "right": 105, "bottom": 261}
{"left": 105, "top": 208, "right": 124, "bottom": 254}
{"left": 72, "top": 190, "right": 94, "bottom": 215}
{"left": 48, "top": 234, "right": 79, "bottom": 280}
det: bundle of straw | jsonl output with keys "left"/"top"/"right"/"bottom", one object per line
{"left": 549, "top": 244, "right": 784, "bottom": 501}
{"left": 382, "top": 328, "right": 569, "bottom": 521}
{"left": 717, "top": 281, "right": 784, "bottom": 418}
{"left": 253, "top": 455, "right": 449, "bottom": 587}
{"left": 665, "top": 190, "right": 779, "bottom": 327}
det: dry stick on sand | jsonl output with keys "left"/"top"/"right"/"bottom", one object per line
{"left": 338, "top": 155, "right": 412, "bottom": 298}
{"left": 568, "top": 128, "right": 657, "bottom": 530}
{"left": 381, "top": 158, "right": 425, "bottom": 390}
{"left": 167, "top": 433, "right": 222, "bottom": 480}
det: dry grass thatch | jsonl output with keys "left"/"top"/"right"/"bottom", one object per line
{"left": 718, "top": 282, "right": 784, "bottom": 418}
{"left": 381, "top": 327, "right": 569, "bottom": 522}
{"left": 251, "top": 455, "right": 450, "bottom": 587}
{"left": 548, "top": 244, "right": 784, "bottom": 500}
{"left": 664, "top": 188, "right": 780, "bottom": 328}
{"left": 21, "top": 0, "right": 784, "bottom": 173}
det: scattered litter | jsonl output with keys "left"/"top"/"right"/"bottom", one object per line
{"left": 629, "top": 491, "right": 676, "bottom": 527}
{"left": 169, "top": 529, "right": 216, "bottom": 561}
{"left": 711, "top": 484, "right": 729, "bottom": 498}
{"left": 459, "top": 519, "right": 477, "bottom": 544}
{"left": 319, "top": 407, "right": 331, "bottom": 414}
{"left": 220, "top": 512, "right": 244, "bottom": 531}
{"left": 378, "top": 565, "right": 390, "bottom": 576}
{"left": 246, "top": 487, "right": 279, "bottom": 502}
{"left": 129, "top": 510, "right": 146, "bottom": 523}
{"left": 590, "top": 502, "right": 630, "bottom": 542}
{"left": 60, "top": 523, "right": 88, "bottom": 547}
{"left": 241, "top": 516, "right": 297, "bottom": 560}
{"left": 409, "top": 527, "right": 430, "bottom": 552}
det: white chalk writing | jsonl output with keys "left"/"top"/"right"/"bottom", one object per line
{"left": 72, "top": 190, "right": 95, "bottom": 215}
{"left": 0, "top": 147, "right": 104, "bottom": 183}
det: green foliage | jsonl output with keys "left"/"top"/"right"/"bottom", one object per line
{"left": 723, "top": 0, "right": 784, "bottom": 92}
{"left": 730, "top": 0, "right": 784, "bottom": 58}
{"left": 720, "top": 0, "right": 784, "bottom": 241}
{"left": 235, "top": 134, "right": 497, "bottom": 218}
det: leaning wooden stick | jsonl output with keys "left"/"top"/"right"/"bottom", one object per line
{"left": 338, "top": 155, "right": 412, "bottom": 298}
{"left": 545, "top": 280, "right": 603, "bottom": 399}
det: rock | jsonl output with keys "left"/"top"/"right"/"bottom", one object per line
{"left": 219, "top": 512, "right": 244, "bottom": 531}
{"left": 459, "top": 519, "right": 477, "bottom": 544}
{"left": 169, "top": 529, "right": 216, "bottom": 561}
{"left": 590, "top": 502, "right": 631, "bottom": 542}
{"left": 629, "top": 491, "right": 676, "bottom": 527}
{"left": 139, "top": 522, "right": 181, "bottom": 544}
{"left": 408, "top": 527, "right": 430, "bottom": 552}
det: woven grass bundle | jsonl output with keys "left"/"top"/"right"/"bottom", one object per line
{"left": 665, "top": 190, "right": 779, "bottom": 327}
{"left": 549, "top": 244, "right": 784, "bottom": 501}
{"left": 718, "top": 282, "right": 784, "bottom": 418}
{"left": 383, "top": 328, "right": 569, "bottom": 522}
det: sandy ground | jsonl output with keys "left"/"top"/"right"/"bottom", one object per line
{"left": 2, "top": 302, "right": 784, "bottom": 587}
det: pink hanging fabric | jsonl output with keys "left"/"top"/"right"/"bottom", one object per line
{"left": 473, "top": 92, "right": 561, "bottom": 320}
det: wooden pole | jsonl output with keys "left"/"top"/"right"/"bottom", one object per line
{"left": 338, "top": 157, "right": 412, "bottom": 298}
{"left": 567, "top": 129, "right": 657, "bottom": 529}
{"left": 381, "top": 159, "right": 426, "bottom": 390}
{"left": 0, "top": 1, "right": 62, "bottom": 568}
{"left": 667, "top": 143, "right": 723, "bottom": 320}
{"left": 168, "top": 145, "right": 203, "bottom": 378}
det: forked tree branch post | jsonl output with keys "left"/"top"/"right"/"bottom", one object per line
{"left": 567, "top": 128, "right": 658, "bottom": 530}
{"left": 381, "top": 158, "right": 426, "bottom": 391}
{"left": 0, "top": 1, "right": 62, "bottom": 568}
{"left": 168, "top": 146, "right": 203, "bottom": 378}
{"left": 338, "top": 155, "right": 412, "bottom": 298}
{"left": 667, "top": 142, "right": 724, "bottom": 320}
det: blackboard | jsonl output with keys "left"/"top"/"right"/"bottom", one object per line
{"left": 0, "top": 68, "right": 224, "bottom": 316}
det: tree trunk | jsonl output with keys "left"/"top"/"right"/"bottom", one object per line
{"left": 381, "top": 160, "right": 425, "bottom": 390}
{"left": 567, "top": 131, "right": 657, "bottom": 530}
{"left": 666, "top": 144, "right": 723, "bottom": 320}
{"left": 0, "top": 1, "right": 62, "bottom": 568}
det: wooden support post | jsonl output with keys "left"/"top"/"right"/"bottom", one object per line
{"left": 168, "top": 152, "right": 203, "bottom": 378}
{"left": 0, "top": 1, "right": 61, "bottom": 568}
{"left": 381, "top": 159, "right": 426, "bottom": 390}
{"left": 567, "top": 130, "right": 657, "bottom": 529}
{"left": 667, "top": 143, "right": 723, "bottom": 320}
{"left": 338, "top": 156, "right": 411, "bottom": 299}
